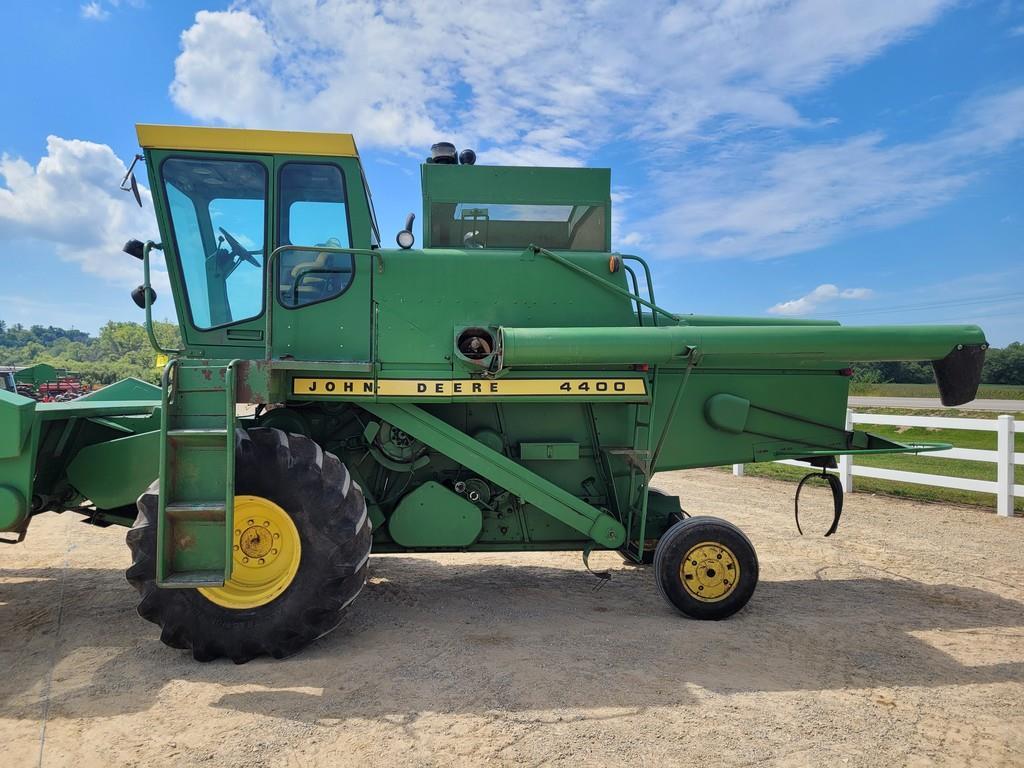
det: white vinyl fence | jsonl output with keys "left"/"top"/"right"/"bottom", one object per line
{"left": 732, "top": 411, "right": 1022, "bottom": 517}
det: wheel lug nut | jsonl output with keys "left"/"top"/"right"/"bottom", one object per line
{"left": 258, "top": 558, "right": 265, "bottom": 565}
{"left": 271, "top": 548, "right": 278, "bottom": 555}
{"left": 233, "top": 545, "right": 239, "bottom": 551}
{"left": 242, "top": 556, "right": 249, "bottom": 564}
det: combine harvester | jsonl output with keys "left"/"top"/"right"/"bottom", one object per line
{"left": 0, "top": 126, "right": 987, "bottom": 661}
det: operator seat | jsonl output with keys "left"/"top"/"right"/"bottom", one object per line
{"left": 280, "top": 237, "right": 351, "bottom": 305}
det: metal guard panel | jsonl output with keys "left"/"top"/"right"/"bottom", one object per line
{"left": 34, "top": 400, "right": 160, "bottom": 421}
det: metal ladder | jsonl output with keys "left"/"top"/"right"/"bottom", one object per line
{"left": 621, "top": 398, "right": 654, "bottom": 562}
{"left": 156, "top": 359, "right": 238, "bottom": 587}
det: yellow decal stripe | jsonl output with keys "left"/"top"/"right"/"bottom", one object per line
{"left": 292, "top": 378, "right": 647, "bottom": 397}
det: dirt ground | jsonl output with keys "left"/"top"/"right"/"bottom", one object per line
{"left": 2, "top": 469, "right": 1023, "bottom": 768}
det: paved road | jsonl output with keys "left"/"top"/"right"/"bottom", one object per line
{"left": 849, "top": 396, "right": 1023, "bottom": 412}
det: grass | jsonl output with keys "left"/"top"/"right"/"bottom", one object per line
{"left": 849, "top": 382, "right": 1024, "bottom": 399}
{"left": 736, "top": 410, "right": 1024, "bottom": 513}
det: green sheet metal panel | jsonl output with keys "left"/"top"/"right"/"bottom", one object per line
{"left": 0, "top": 389, "right": 40, "bottom": 532}
{"left": 13, "top": 363, "right": 59, "bottom": 386}
{"left": 388, "top": 480, "right": 482, "bottom": 547}
{"left": 65, "top": 430, "right": 159, "bottom": 510}
{"left": 374, "top": 249, "right": 636, "bottom": 368}
{"left": 77, "top": 377, "right": 160, "bottom": 402}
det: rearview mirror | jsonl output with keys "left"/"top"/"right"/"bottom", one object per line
{"left": 120, "top": 154, "right": 143, "bottom": 208}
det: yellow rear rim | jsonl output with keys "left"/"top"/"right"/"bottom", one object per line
{"left": 679, "top": 541, "right": 740, "bottom": 602}
{"left": 198, "top": 495, "right": 301, "bottom": 610}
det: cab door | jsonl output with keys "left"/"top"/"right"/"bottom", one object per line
{"left": 269, "top": 157, "right": 373, "bottom": 362}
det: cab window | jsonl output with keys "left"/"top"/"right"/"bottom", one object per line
{"left": 277, "top": 163, "right": 353, "bottom": 308}
{"left": 161, "top": 157, "right": 266, "bottom": 330}
{"left": 429, "top": 202, "right": 606, "bottom": 250}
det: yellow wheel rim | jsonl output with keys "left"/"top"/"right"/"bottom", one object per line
{"left": 679, "top": 541, "right": 740, "bottom": 602}
{"left": 198, "top": 495, "right": 301, "bottom": 610}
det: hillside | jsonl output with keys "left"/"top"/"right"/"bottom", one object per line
{"left": 0, "top": 320, "right": 180, "bottom": 385}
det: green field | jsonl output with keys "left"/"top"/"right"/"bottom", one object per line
{"left": 849, "top": 382, "right": 1024, "bottom": 399}
{"left": 736, "top": 410, "right": 1024, "bottom": 513}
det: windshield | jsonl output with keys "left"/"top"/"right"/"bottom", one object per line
{"left": 429, "top": 202, "right": 606, "bottom": 250}
{"left": 161, "top": 157, "right": 267, "bottom": 329}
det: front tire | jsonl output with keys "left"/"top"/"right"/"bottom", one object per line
{"left": 653, "top": 516, "right": 758, "bottom": 620}
{"left": 126, "top": 428, "right": 371, "bottom": 663}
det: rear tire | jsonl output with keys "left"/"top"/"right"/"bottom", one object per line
{"left": 126, "top": 427, "right": 371, "bottom": 662}
{"left": 653, "top": 516, "right": 757, "bottom": 620}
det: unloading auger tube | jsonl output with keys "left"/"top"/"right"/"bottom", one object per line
{"left": 497, "top": 324, "right": 988, "bottom": 406}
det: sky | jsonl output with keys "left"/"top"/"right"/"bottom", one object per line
{"left": 0, "top": 0, "right": 1022, "bottom": 344}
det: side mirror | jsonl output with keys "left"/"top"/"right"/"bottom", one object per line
{"left": 131, "top": 285, "right": 156, "bottom": 309}
{"left": 123, "top": 239, "right": 145, "bottom": 260}
{"left": 120, "top": 154, "right": 144, "bottom": 208}
{"left": 396, "top": 212, "right": 416, "bottom": 249}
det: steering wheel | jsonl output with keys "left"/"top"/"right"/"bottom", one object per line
{"left": 218, "top": 227, "right": 262, "bottom": 268}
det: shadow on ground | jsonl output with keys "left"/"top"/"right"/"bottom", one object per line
{"left": 2, "top": 555, "right": 1022, "bottom": 723}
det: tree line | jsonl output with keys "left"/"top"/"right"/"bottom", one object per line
{"left": 846, "top": 344, "right": 1023, "bottom": 384}
{"left": 0, "top": 320, "right": 181, "bottom": 385}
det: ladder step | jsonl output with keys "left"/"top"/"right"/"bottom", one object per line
{"left": 167, "top": 428, "right": 229, "bottom": 445}
{"left": 160, "top": 571, "right": 225, "bottom": 588}
{"left": 165, "top": 502, "right": 227, "bottom": 521}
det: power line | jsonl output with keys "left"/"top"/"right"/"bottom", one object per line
{"left": 814, "top": 292, "right": 1024, "bottom": 319}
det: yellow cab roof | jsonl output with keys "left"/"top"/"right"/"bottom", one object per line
{"left": 136, "top": 124, "right": 359, "bottom": 157}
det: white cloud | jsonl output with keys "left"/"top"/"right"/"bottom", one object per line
{"left": 80, "top": 2, "right": 109, "bottom": 20}
{"left": 0, "top": 137, "right": 165, "bottom": 290}
{"left": 165, "top": 0, "right": 1024, "bottom": 264}
{"left": 642, "top": 86, "right": 1024, "bottom": 260}
{"left": 768, "top": 284, "right": 874, "bottom": 316}
{"left": 169, "top": 0, "right": 955, "bottom": 164}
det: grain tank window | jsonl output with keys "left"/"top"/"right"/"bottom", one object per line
{"left": 161, "top": 158, "right": 267, "bottom": 330}
{"left": 277, "top": 163, "right": 353, "bottom": 308}
{"left": 430, "top": 202, "right": 606, "bottom": 250}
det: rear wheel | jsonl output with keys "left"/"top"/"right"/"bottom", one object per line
{"left": 653, "top": 516, "right": 758, "bottom": 620}
{"left": 126, "top": 427, "right": 371, "bottom": 662}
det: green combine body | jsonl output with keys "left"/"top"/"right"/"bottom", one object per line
{"left": 0, "top": 124, "right": 988, "bottom": 661}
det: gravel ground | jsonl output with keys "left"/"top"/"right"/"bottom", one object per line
{"left": 1, "top": 468, "right": 1022, "bottom": 768}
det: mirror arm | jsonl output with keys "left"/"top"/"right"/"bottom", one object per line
{"left": 143, "top": 241, "right": 181, "bottom": 356}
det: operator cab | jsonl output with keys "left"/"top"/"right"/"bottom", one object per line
{"left": 139, "top": 125, "right": 379, "bottom": 360}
